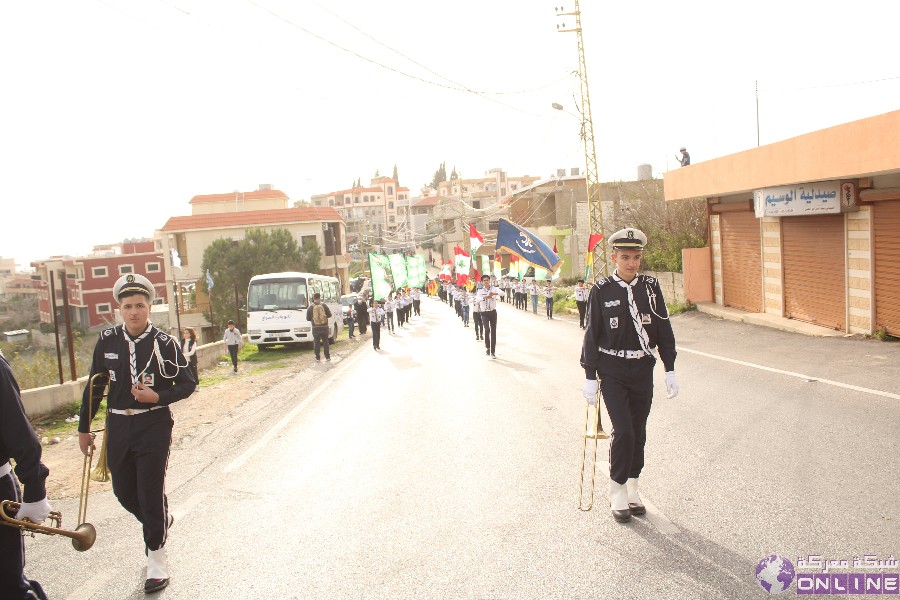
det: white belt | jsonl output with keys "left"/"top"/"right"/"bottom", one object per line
{"left": 109, "top": 406, "right": 167, "bottom": 416}
{"left": 600, "top": 348, "right": 649, "bottom": 359}
{"left": 0, "top": 462, "right": 11, "bottom": 478}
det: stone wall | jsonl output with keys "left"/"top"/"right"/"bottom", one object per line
{"left": 642, "top": 270, "right": 686, "bottom": 305}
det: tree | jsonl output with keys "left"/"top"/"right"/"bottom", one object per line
{"left": 450, "top": 165, "right": 458, "bottom": 180}
{"left": 200, "top": 228, "right": 312, "bottom": 329}
{"left": 298, "top": 238, "right": 322, "bottom": 273}
{"left": 429, "top": 161, "right": 447, "bottom": 189}
{"left": 374, "top": 169, "right": 381, "bottom": 178}
{"left": 392, "top": 164, "right": 399, "bottom": 186}
{"left": 293, "top": 199, "right": 311, "bottom": 208}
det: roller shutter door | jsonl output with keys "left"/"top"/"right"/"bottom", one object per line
{"left": 782, "top": 214, "right": 845, "bottom": 330}
{"left": 874, "top": 199, "right": 900, "bottom": 336}
{"left": 720, "top": 211, "right": 762, "bottom": 312}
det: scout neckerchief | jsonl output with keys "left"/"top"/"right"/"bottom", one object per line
{"left": 123, "top": 322, "right": 153, "bottom": 385}
{"left": 612, "top": 271, "right": 651, "bottom": 354}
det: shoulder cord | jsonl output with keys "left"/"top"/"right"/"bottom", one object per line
{"left": 645, "top": 282, "right": 670, "bottom": 321}
{"left": 136, "top": 333, "right": 190, "bottom": 383}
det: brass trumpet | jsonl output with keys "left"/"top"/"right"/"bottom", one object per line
{"left": 578, "top": 389, "right": 609, "bottom": 512}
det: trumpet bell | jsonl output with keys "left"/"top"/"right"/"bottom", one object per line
{"left": 72, "top": 522, "right": 97, "bottom": 552}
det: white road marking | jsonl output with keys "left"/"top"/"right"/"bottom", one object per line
{"left": 224, "top": 346, "right": 369, "bottom": 473}
{"left": 678, "top": 346, "right": 900, "bottom": 401}
{"left": 172, "top": 491, "right": 207, "bottom": 521}
{"left": 65, "top": 571, "right": 113, "bottom": 600}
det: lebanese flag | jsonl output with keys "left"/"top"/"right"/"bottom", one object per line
{"left": 454, "top": 246, "right": 471, "bottom": 285}
{"left": 439, "top": 260, "right": 452, "bottom": 281}
{"left": 585, "top": 233, "right": 604, "bottom": 278}
{"left": 469, "top": 223, "right": 484, "bottom": 254}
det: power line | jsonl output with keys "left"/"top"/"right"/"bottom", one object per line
{"left": 758, "top": 74, "right": 900, "bottom": 93}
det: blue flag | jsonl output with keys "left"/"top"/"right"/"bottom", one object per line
{"left": 206, "top": 269, "right": 215, "bottom": 291}
{"left": 495, "top": 219, "right": 562, "bottom": 273}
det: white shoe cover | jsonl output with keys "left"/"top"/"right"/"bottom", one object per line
{"left": 147, "top": 547, "right": 169, "bottom": 580}
{"left": 609, "top": 480, "right": 629, "bottom": 511}
{"left": 626, "top": 478, "right": 642, "bottom": 505}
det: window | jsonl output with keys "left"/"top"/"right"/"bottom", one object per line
{"left": 488, "top": 221, "right": 499, "bottom": 231}
{"left": 92, "top": 266, "right": 108, "bottom": 278}
{"left": 301, "top": 235, "right": 317, "bottom": 248}
{"left": 152, "top": 298, "right": 164, "bottom": 305}
{"left": 389, "top": 216, "right": 395, "bottom": 223}
{"left": 473, "top": 201, "right": 481, "bottom": 209}
{"left": 146, "top": 262, "right": 161, "bottom": 273}
{"left": 354, "top": 196, "right": 360, "bottom": 204}
{"left": 329, "top": 200, "right": 334, "bottom": 206}
{"left": 388, "top": 186, "right": 394, "bottom": 195}
{"left": 363, "top": 195, "right": 368, "bottom": 202}
{"left": 344, "top": 198, "right": 351, "bottom": 205}
{"left": 118, "top": 264, "right": 134, "bottom": 275}
{"left": 96, "top": 303, "right": 111, "bottom": 314}
{"left": 388, "top": 201, "right": 394, "bottom": 210}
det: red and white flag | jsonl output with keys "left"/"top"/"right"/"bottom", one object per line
{"left": 454, "top": 246, "right": 471, "bottom": 285}
{"left": 469, "top": 223, "right": 484, "bottom": 254}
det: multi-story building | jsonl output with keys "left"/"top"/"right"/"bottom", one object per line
{"left": 430, "top": 169, "right": 541, "bottom": 260}
{"left": 31, "top": 241, "right": 167, "bottom": 330}
{"left": 159, "top": 186, "right": 348, "bottom": 340}
{"left": 310, "top": 176, "right": 411, "bottom": 237}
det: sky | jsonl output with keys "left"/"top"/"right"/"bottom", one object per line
{"left": 1, "top": 0, "right": 898, "bottom": 268}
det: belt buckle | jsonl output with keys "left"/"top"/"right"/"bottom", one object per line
{"left": 125, "top": 408, "right": 134, "bottom": 416}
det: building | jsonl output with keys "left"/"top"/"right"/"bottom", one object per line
{"left": 664, "top": 110, "right": 900, "bottom": 336}
{"left": 31, "top": 241, "right": 167, "bottom": 330}
{"left": 159, "top": 186, "right": 348, "bottom": 339}
{"left": 310, "top": 176, "right": 411, "bottom": 238}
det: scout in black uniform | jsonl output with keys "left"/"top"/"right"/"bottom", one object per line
{"left": 78, "top": 274, "right": 195, "bottom": 593}
{"left": 580, "top": 228, "right": 680, "bottom": 523}
{"left": 1, "top": 350, "right": 50, "bottom": 600}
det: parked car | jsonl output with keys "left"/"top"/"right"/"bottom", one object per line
{"left": 340, "top": 294, "right": 358, "bottom": 325}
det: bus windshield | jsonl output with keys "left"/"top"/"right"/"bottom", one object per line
{"left": 248, "top": 278, "right": 308, "bottom": 311}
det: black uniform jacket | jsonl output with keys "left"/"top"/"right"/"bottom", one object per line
{"left": 78, "top": 325, "right": 196, "bottom": 433}
{"left": 0, "top": 353, "right": 48, "bottom": 502}
{"left": 580, "top": 274, "right": 677, "bottom": 378}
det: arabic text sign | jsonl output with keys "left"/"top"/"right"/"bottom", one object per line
{"left": 754, "top": 182, "right": 841, "bottom": 217}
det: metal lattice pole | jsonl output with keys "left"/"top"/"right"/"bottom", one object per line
{"left": 557, "top": 1, "right": 607, "bottom": 281}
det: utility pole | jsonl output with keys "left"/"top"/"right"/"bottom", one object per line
{"left": 556, "top": 1, "right": 608, "bottom": 280}
{"left": 48, "top": 273, "right": 64, "bottom": 385}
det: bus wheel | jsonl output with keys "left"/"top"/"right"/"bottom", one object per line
{"left": 329, "top": 323, "right": 337, "bottom": 344}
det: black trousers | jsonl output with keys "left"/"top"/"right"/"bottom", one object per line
{"left": 227, "top": 344, "right": 239, "bottom": 369}
{"left": 0, "top": 473, "right": 48, "bottom": 600}
{"left": 371, "top": 321, "right": 381, "bottom": 348}
{"left": 481, "top": 310, "right": 497, "bottom": 354}
{"left": 385, "top": 312, "right": 394, "bottom": 332}
{"left": 189, "top": 360, "right": 199, "bottom": 387}
{"left": 597, "top": 354, "right": 655, "bottom": 485}
{"left": 577, "top": 300, "right": 587, "bottom": 328}
{"left": 545, "top": 297, "right": 554, "bottom": 318}
{"left": 474, "top": 311, "right": 483, "bottom": 337}
{"left": 106, "top": 408, "right": 174, "bottom": 551}
{"left": 312, "top": 326, "right": 330, "bottom": 359}
{"left": 413, "top": 299, "right": 420, "bottom": 315}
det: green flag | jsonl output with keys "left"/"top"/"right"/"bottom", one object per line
{"left": 481, "top": 255, "right": 490, "bottom": 276}
{"left": 368, "top": 253, "right": 393, "bottom": 301}
{"left": 534, "top": 267, "right": 548, "bottom": 281}
{"left": 406, "top": 254, "right": 425, "bottom": 288}
{"left": 389, "top": 253, "right": 408, "bottom": 288}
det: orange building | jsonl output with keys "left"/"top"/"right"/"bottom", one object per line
{"left": 664, "top": 110, "right": 900, "bottom": 336}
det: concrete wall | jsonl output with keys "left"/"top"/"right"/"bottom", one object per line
{"left": 643, "top": 270, "right": 685, "bottom": 305}
{"left": 20, "top": 338, "right": 241, "bottom": 418}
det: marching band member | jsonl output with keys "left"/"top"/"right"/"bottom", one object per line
{"left": 544, "top": 281, "right": 556, "bottom": 320}
{"left": 574, "top": 279, "right": 589, "bottom": 329}
{"left": 476, "top": 274, "right": 503, "bottom": 358}
{"left": 529, "top": 280, "right": 540, "bottom": 314}
{"left": 369, "top": 299, "right": 385, "bottom": 350}
{"left": 79, "top": 274, "right": 195, "bottom": 593}
{"left": 472, "top": 287, "right": 483, "bottom": 341}
{"left": 1, "top": 350, "right": 50, "bottom": 600}
{"left": 580, "top": 228, "right": 679, "bottom": 523}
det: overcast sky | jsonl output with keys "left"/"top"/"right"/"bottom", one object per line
{"left": 1, "top": 0, "right": 898, "bottom": 267}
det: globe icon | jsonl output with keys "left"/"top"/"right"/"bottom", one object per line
{"left": 755, "top": 555, "right": 795, "bottom": 595}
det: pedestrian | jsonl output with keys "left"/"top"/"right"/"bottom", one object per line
{"left": 223, "top": 320, "right": 242, "bottom": 373}
{"left": 574, "top": 278, "right": 589, "bottom": 329}
{"left": 79, "top": 273, "right": 195, "bottom": 593}
{"left": 476, "top": 274, "right": 503, "bottom": 359}
{"left": 472, "top": 288, "right": 483, "bottom": 341}
{"left": 368, "top": 299, "right": 385, "bottom": 350}
{"left": 306, "top": 292, "right": 332, "bottom": 362}
{"left": 1, "top": 349, "right": 51, "bottom": 600}
{"left": 411, "top": 287, "right": 421, "bottom": 316}
{"left": 544, "top": 281, "right": 556, "bottom": 319}
{"left": 181, "top": 328, "right": 199, "bottom": 389}
{"left": 529, "top": 280, "right": 540, "bottom": 314}
{"left": 347, "top": 300, "right": 356, "bottom": 339}
{"left": 384, "top": 294, "right": 395, "bottom": 334}
{"left": 461, "top": 288, "right": 470, "bottom": 327}
{"left": 580, "top": 228, "right": 679, "bottom": 524}
{"left": 355, "top": 296, "right": 368, "bottom": 335}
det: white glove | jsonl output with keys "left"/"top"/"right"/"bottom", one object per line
{"left": 583, "top": 379, "right": 599, "bottom": 404}
{"left": 665, "top": 371, "right": 679, "bottom": 399}
{"left": 16, "top": 497, "right": 52, "bottom": 524}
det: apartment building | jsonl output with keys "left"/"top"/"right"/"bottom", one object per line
{"left": 310, "top": 176, "right": 411, "bottom": 237}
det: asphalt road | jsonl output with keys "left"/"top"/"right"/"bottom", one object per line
{"left": 25, "top": 296, "right": 900, "bottom": 599}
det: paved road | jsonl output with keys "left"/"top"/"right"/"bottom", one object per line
{"left": 26, "top": 297, "right": 900, "bottom": 599}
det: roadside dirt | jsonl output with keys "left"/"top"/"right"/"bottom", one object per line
{"left": 36, "top": 336, "right": 365, "bottom": 499}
